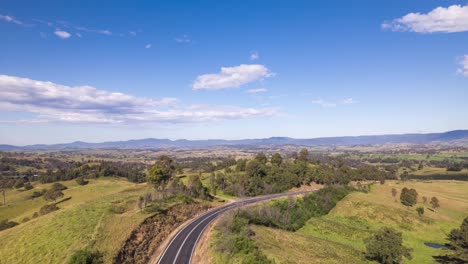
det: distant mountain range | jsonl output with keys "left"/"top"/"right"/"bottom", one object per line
{"left": 1, "top": 130, "right": 468, "bottom": 150}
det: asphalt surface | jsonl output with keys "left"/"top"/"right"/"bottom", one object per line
{"left": 156, "top": 191, "right": 313, "bottom": 264}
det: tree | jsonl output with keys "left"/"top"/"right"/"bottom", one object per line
{"left": 146, "top": 156, "right": 175, "bottom": 189}
{"left": 416, "top": 207, "right": 424, "bottom": 217}
{"left": 14, "top": 178, "right": 25, "bottom": 189}
{"left": 137, "top": 196, "right": 144, "bottom": 210}
{"left": 235, "top": 159, "right": 247, "bottom": 172}
{"left": 271, "top": 153, "right": 283, "bottom": 166}
{"left": 391, "top": 188, "right": 397, "bottom": 199}
{"left": 209, "top": 172, "right": 217, "bottom": 195}
{"left": 400, "top": 187, "right": 418, "bottom": 207}
{"left": 43, "top": 188, "right": 64, "bottom": 202}
{"left": 443, "top": 217, "right": 468, "bottom": 263}
{"left": 75, "top": 177, "right": 88, "bottom": 186}
{"left": 254, "top": 153, "right": 268, "bottom": 165}
{"left": 430, "top": 197, "right": 440, "bottom": 210}
{"left": 297, "top": 148, "right": 309, "bottom": 162}
{"left": 422, "top": 196, "right": 427, "bottom": 204}
{"left": 364, "top": 227, "right": 412, "bottom": 264}
{"left": 24, "top": 182, "right": 33, "bottom": 190}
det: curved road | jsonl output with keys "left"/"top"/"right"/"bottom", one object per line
{"left": 155, "top": 190, "right": 314, "bottom": 264}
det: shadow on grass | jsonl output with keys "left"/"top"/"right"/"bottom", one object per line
{"left": 433, "top": 255, "right": 466, "bottom": 264}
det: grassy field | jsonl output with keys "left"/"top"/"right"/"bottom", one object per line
{"left": 0, "top": 178, "right": 154, "bottom": 263}
{"left": 252, "top": 181, "right": 468, "bottom": 264}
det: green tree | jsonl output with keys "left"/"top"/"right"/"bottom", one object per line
{"left": 146, "top": 156, "right": 175, "bottom": 189}
{"left": 416, "top": 207, "right": 424, "bottom": 217}
{"left": 391, "top": 188, "right": 397, "bottom": 199}
{"left": 364, "top": 227, "right": 412, "bottom": 264}
{"left": 297, "top": 148, "right": 309, "bottom": 162}
{"left": 235, "top": 159, "right": 247, "bottom": 172}
{"left": 24, "top": 182, "right": 33, "bottom": 190}
{"left": 430, "top": 197, "right": 440, "bottom": 210}
{"left": 43, "top": 188, "right": 64, "bottom": 202}
{"left": 14, "top": 178, "right": 25, "bottom": 189}
{"left": 271, "top": 153, "right": 283, "bottom": 166}
{"left": 443, "top": 217, "right": 468, "bottom": 263}
{"left": 400, "top": 187, "right": 418, "bottom": 207}
{"left": 255, "top": 153, "right": 268, "bottom": 164}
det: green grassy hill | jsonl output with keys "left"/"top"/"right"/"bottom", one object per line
{"left": 0, "top": 178, "right": 153, "bottom": 263}
{"left": 252, "top": 181, "right": 468, "bottom": 264}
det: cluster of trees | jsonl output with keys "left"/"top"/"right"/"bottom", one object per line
{"left": 211, "top": 150, "right": 394, "bottom": 197}
{"left": 395, "top": 187, "right": 440, "bottom": 211}
{"left": 237, "top": 185, "right": 352, "bottom": 231}
{"left": 38, "top": 160, "right": 147, "bottom": 184}
{"left": 176, "top": 157, "right": 237, "bottom": 173}
{"left": 146, "top": 156, "right": 212, "bottom": 201}
{"left": 441, "top": 216, "right": 468, "bottom": 263}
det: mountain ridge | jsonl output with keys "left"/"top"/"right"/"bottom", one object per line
{"left": 1, "top": 130, "right": 467, "bottom": 150}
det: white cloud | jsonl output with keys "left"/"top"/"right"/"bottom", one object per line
{"left": 457, "top": 55, "right": 468, "bottom": 77}
{"left": 312, "top": 99, "right": 336, "bottom": 108}
{"left": 312, "top": 98, "right": 357, "bottom": 108}
{"left": 247, "top": 88, "right": 267, "bottom": 94}
{"left": 250, "top": 51, "right": 259, "bottom": 61}
{"left": 129, "top": 31, "right": 137, "bottom": 37}
{"left": 193, "top": 64, "right": 274, "bottom": 90}
{"left": 175, "top": 35, "right": 191, "bottom": 43}
{"left": 0, "top": 74, "right": 278, "bottom": 124}
{"left": 54, "top": 30, "right": 71, "bottom": 39}
{"left": 75, "top": 26, "right": 112, "bottom": 36}
{"left": 76, "top": 32, "right": 82, "bottom": 38}
{"left": 0, "top": 14, "right": 23, "bottom": 25}
{"left": 383, "top": 5, "right": 468, "bottom": 33}
{"left": 145, "top": 43, "right": 152, "bottom": 49}
{"left": 342, "top": 98, "right": 356, "bottom": 104}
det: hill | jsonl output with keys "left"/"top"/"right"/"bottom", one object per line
{"left": 2, "top": 130, "right": 468, "bottom": 150}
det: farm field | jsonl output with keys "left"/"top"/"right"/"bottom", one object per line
{"left": 0, "top": 178, "right": 154, "bottom": 263}
{"left": 252, "top": 181, "right": 468, "bottom": 264}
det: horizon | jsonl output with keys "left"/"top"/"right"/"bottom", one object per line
{"left": 2, "top": 129, "right": 467, "bottom": 147}
{"left": 1, "top": 0, "right": 467, "bottom": 145}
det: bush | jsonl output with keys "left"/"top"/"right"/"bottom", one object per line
{"left": 39, "top": 204, "right": 59, "bottom": 215}
{"left": 31, "top": 189, "right": 47, "bottom": 199}
{"left": 51, "top": 182, "right": 68, "bottom": 191}
{"left": 400, "top": 187, "right": 418, "bottom": 207}
{"left": 75, "top": 177, "right": 89, "bottom": 186}
{"left": 364, "top": 227, "right": 412, "bottom": 264}
{"left": 22, "top": 217, "right": 30, "bottom": 223}
{"left": 0, "top": 219, "right": 18, "bottom": 231}
{"left": 68, "top": 249, "right": 103, "bottom": 264}
{"left": 24, "top": 182, "right": 34, "bottom": 190}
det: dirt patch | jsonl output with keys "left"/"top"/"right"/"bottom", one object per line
{"left": 115, "top": 202, "right": 211, "bottom": 264}
{"left": 289, "top": 183, "right": 324, "bottom": 192}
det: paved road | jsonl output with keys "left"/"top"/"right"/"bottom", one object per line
{"left": 156, "top": 191, "right": 313, "bottom": 264}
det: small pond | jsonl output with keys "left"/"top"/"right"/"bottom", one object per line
{"left": 424, "top": 242, "right": 446, "bottom": 249}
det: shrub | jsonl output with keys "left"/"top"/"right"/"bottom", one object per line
{"left": 39, "top": 204, "right": 59, "bottom": 215}
{"left": 75, "top": 177, "right": 89, "bottom": 186}
{"left": 22, "top": 217, "right": 30, "bottom": 223}
{"left": 400, "top": 187, "right": 418, "bottom": 207}
{"left": 68, "top": 249, "right": 103, "bottom": 264}
{"left": 31, "top": 189, "right": 47, "bottom": 199}
{"left": 364, "top": 227, "right": 412, "bottom": 264}
{"left": 24, "top": 182, "right": 34, "bottom": 190}
{"left": 0, "top": 219, "right": 18, "bottom": 231}
{"left": 51, "top": 182, "right": 68, "bottom": 191}
{"left": 416, "top": 207, "right": 424, "bottom": 217}
{"left": 14, "top": 178, "right": 25, "bottom": 189}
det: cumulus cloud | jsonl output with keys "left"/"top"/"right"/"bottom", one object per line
{"left": 54, "top": 30, "right": 71, "bottom": 39}
{"left": 382, "top": 5, "right": 468, "bottom": 33}
{"left": 247, "top": 88, "right": 267, "bottom": 94}
{"left": 193, "top": 64, "right": 274, "bottom": 90}
{"left": 457, "top": 55, "right": 468, "bottom": 77}
{"left": 250, "top": 51, "right": 259, "bottom": 61}
{"left": 0, "top": 75, "right": 277, "bottom": 124}
{"left": 0, "top": 14, "right": 23, "bottom": 25}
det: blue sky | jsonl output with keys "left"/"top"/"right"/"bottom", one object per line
{"left": 0, "top": 0, "right": 467, "bottom": 145}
